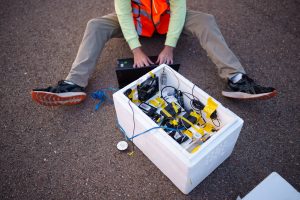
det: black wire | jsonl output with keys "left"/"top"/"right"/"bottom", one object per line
{"left": 161, "top": 86, "right": 200, "bottom": 103}
{"left": 182, "top": 91, "right": 200, "bottom": 101}
{"left": 192, "top": 84, "right": 196, "bottom": 99}
{"left": 191, "top": 84, "right": 201, "bottom": 102}
{"left": 182, "top": 92, "right": 194, "bottom": 101}
{"left": 190, "top": 100, "right": 200, "bottom": 111}
{"left": 128, "top": 99, "right": 136, "bottom": 152}
{"left": 212, "top": 118, "right": 220, "bottom": 127}
{"left": 160, "top": 85, "right": 177, "bottom": 103}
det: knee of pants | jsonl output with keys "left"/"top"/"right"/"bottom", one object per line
{"left": 197, "top": 13, "right": 216, "bottom": 29}
{"left": 86, "top": 18, "right": 107, "bottom": 31}
{"left": 188, "top": 11, "right": 216, "bottom": 31}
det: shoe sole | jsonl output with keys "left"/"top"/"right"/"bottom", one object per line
{"left": 31, "top": 91, "right": 86, "bottom": 106}
{"left": 221, "top": 90, "right": 277, "bottom": 100}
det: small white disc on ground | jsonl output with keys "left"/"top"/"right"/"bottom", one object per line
{"left": 117, "top": 141, "right": 128, "bottom": 151}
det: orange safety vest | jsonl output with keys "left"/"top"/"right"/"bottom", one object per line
{"left": 131, "top": 0, "right": 170, "bottom": 37}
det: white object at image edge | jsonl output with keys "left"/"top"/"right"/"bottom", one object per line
{"left": 117, "top": 141, "right": 128, "bottom": 151}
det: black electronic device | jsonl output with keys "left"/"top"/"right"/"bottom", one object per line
{"left": 138, "top": 102, "right": 162, "bottom": 123}
{"left": 160, "top": 102, "right": 181, "bottom": 119}
{"left": 124, "top": 88, "right": 133, "bottom": 100}
{"left": 191, "top": 99, "right": 205, "bottom": 110}
{"left": 152, "top": 113, "right": 162, "bottom": 123}
{"left": 138, "top": 102, "right": 157, "bottom": 117}
{"left": 137, "top": 75, "right": 159, "bottom": 102}
{"left": 176, "top": 90, "right": 184, "bottom": 108}
{"left": 168, "top": 131, "right": 189, "bottom": 144}
{"left": 210, "top": 111, "right": 217, "bottom": 119}
{"left": 192, "top": 99, "right": 217, "bottom": 119}
{"left": 180, "top": 110, "right": 198, "bottom": 129}
{"left": 116, "top": 56, "right": 180, "bottom": 88}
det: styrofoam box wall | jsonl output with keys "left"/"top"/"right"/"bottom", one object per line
{"left": 113, "top": 64, "right": 244, "bottom": 194}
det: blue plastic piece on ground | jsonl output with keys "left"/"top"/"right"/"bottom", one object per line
{"left": 91, "top": 88, "right": 118, "bottom": 111}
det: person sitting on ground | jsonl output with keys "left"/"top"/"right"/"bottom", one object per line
{"left": 31, "top": 0, "right": 277, "bottom": 106}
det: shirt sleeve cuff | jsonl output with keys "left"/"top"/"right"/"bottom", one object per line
{"left": 165, "top": 37, "right": 178, "bottom": 47}
{"left": 128, "top": 38, "right": 142, "bottom": 50}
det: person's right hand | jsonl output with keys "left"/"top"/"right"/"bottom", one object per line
{"left": 132, "top": 47, "right": 153, "bottom": 68}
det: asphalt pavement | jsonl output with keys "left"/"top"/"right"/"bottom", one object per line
{"left": 1, "top": 0, "right": 299, "bottom": 199}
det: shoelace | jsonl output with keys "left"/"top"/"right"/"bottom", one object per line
{"left": 238, "top": 75, "right": 257, "bottom": 94}
{"left": 49, "top": 80, "right": 79, "bottom": 93}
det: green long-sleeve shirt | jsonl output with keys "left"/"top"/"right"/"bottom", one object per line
{"left": 114, "top": 0, "right": 186, "bottom": 50}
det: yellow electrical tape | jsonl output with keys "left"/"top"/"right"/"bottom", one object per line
{"left": 183, "top": 130, "right": 193, "bottom": 138}
{"left": 203, "top": 123, "right": 214, "bottom": 133}
{"left": 161, "top": 108, "right": 172, "bottom": 118}
{"left": 203, "top": 97, "right": 218, "bottom": 118}
{"left": 156, "top": 97, "right": 165, "bottom": 107}
{"left": 189, "top": 111, "right": 205, "bottom": 125}
{"left": 191, "top": 145, "right": 201, "bottom": 154}
{"left": 198, "top": 117, "right": 205, "bottom": 126}
{"left": 156, "top": 117, "right": 161, "bottom": 123}
{"left": 128, "top": 89, "right": 135, "bottom": 99}
{"left": 149, "top": 97, "right": 165, "bottom": 108}
{"left": 149, "top": 99, "right": 160, "bottom": 107}
{"left": 200, "top": 134, "right": 210, "bottom": 142}
{"left": 180, "top": 116, "right": 193, "bottom": 127}
{"left": 128, "top": 89, "right": 140, "bottom": 103}
{"left": 170, "top": 119, "right": 178, "bottom": 126}
{"left": 180, "top": 116, "right": 204, "bottom": 136}
{"left": 132, "top": 99, "right": 141, "bottom": 103}
{"left": 149, "top": 71, "right": 155, "bottom": 78}
{"left": 172, "top": 102, "right": 178, "bottom": 113}
{"left": 130, "top": 89, "right": 141, "bottom": 103}
{"left": 190, "top": 111, "right": 200, "bottom": 120}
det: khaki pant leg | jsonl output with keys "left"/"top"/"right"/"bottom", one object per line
{"left": 66, "top": 13, "right": 123, "bottom": 87}
{"left": 183, "top": 10, "right": 246, "bottom": 81}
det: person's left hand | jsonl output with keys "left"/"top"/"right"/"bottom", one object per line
{"left": 156, "top": 45, "right": 174, "bottom": 65}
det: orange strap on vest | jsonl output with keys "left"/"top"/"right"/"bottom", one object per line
{"left": 131, "top": 0, "right": 170, "bottom": 37}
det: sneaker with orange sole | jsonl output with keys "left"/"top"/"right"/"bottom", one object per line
{"left": 31, "top": 80, "right": 86, "bottom": 106}
{"left": 222, "top": 74, "right": 277, "bottom": 100}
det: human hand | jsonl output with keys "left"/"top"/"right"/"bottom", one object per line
{"left": 132, "top": 47, "right": 153, "bottom": 68}
{"left": 156, "top": 45, "right": 174, "bottom": 65}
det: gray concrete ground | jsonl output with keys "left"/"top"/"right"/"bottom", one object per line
{"left": 1, "top": 0, "right": 299, "bottom": 199}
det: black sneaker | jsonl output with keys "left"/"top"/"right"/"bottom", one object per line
{"left": 222, "top": 74, "right": 277, "bottom": 100}
{"left": 31, "top": 80, "right": 86, "bottom": 106}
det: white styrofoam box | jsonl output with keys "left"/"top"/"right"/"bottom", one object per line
{"left": 241, "top": 172, "right": 300, "bottom": 200}
{"left": 113, "top": 64, "right": 244, "bottom": 194}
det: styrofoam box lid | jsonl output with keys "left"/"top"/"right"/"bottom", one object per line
{"left": 113, "top": 64, "right": 244, "bottom": 165}
{"left": 242, "top": 172, "right": 300, "bottom": 200}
